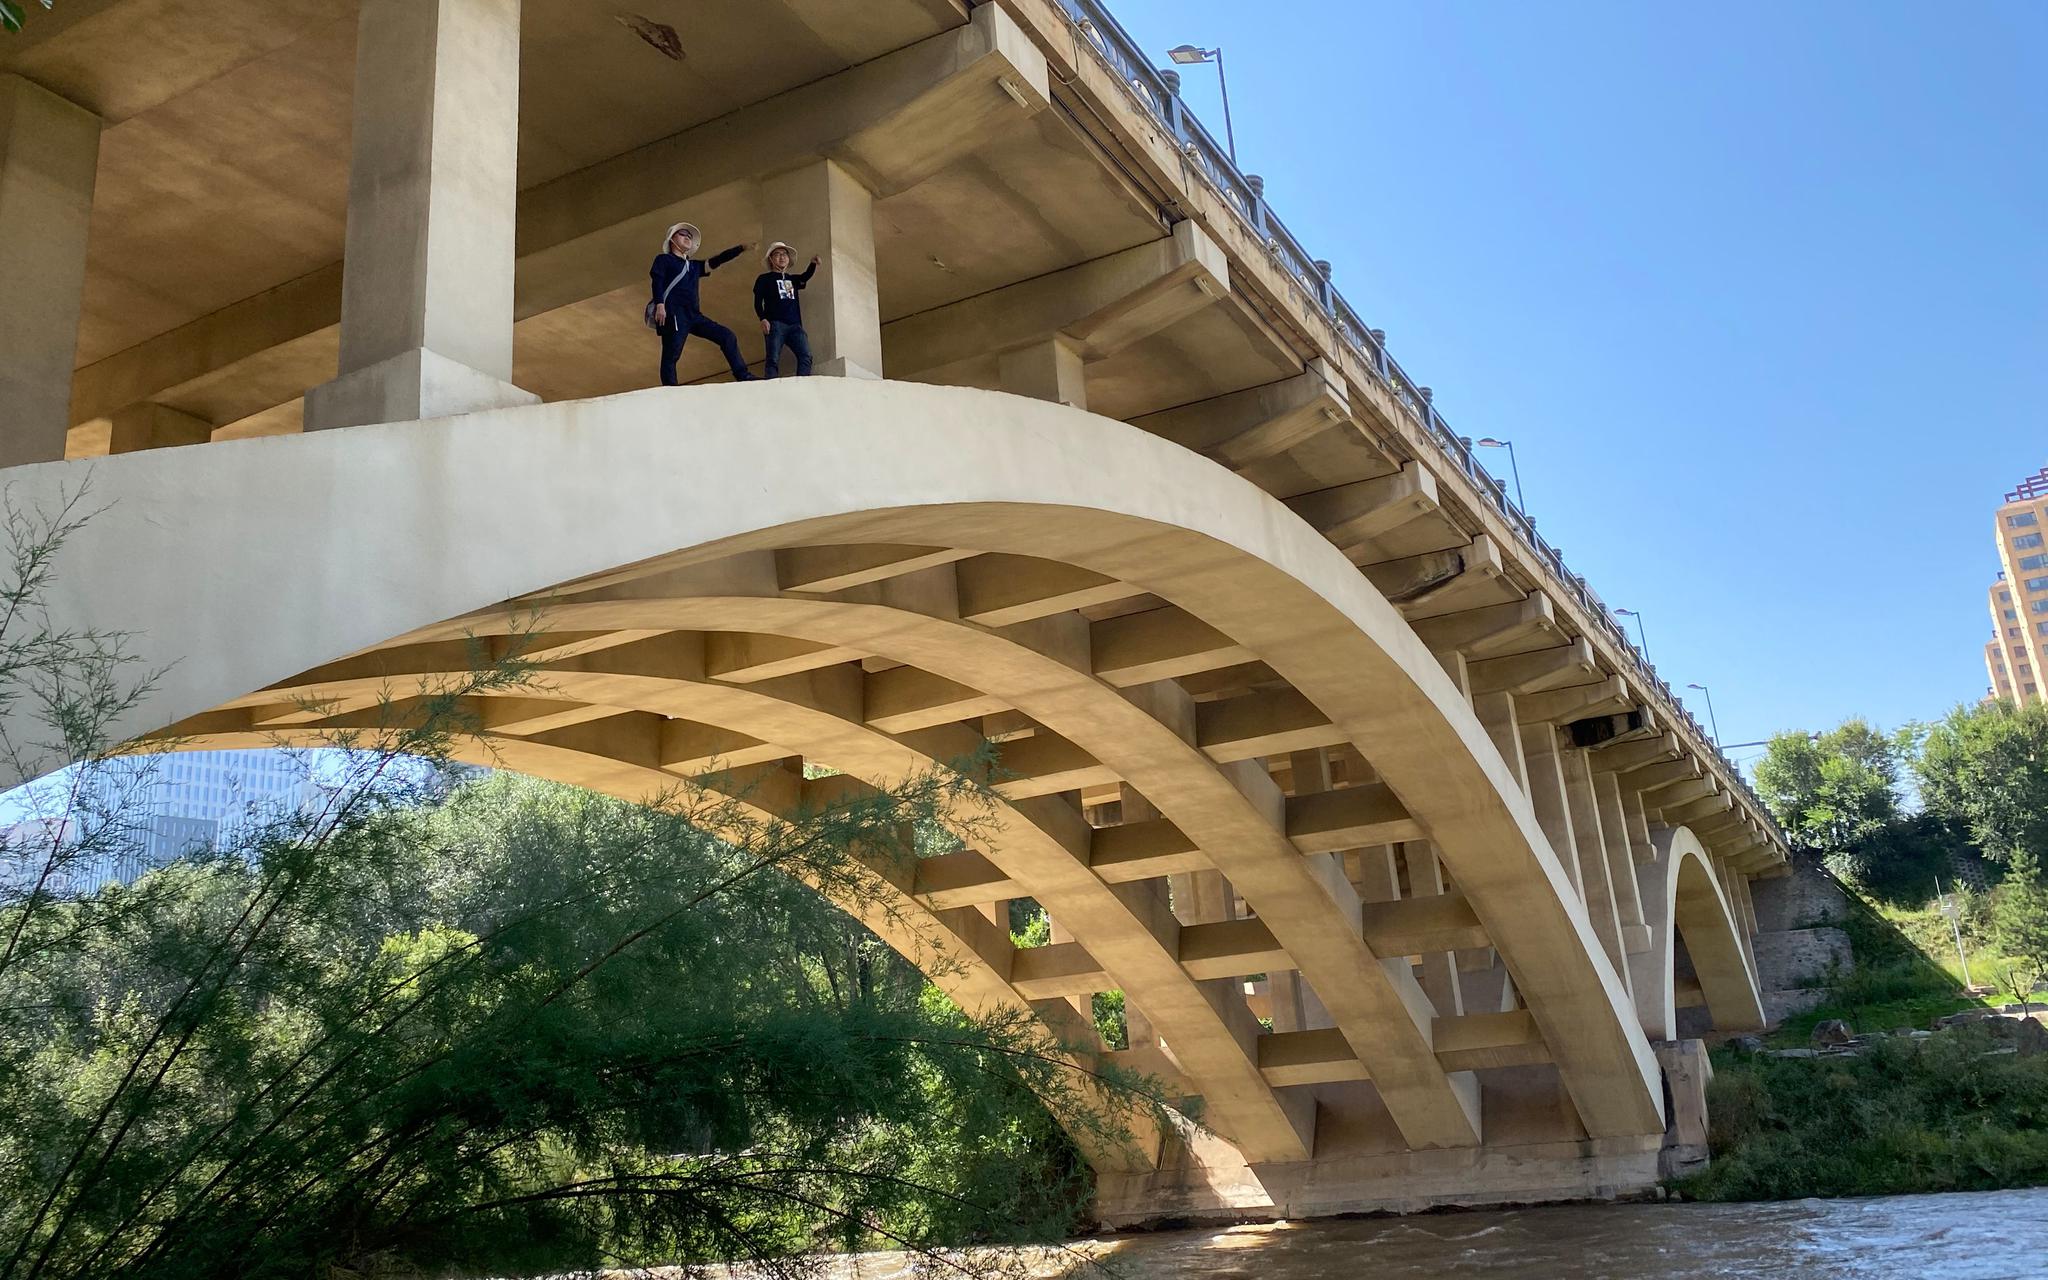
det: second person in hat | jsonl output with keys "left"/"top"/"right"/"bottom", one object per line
{"left": 753, "top": 242, "right": 820, "bottom": 378}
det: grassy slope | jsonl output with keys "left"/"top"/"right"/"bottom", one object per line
{"left": 1684, "top": 873, "right": 2048, "bottom": 1200}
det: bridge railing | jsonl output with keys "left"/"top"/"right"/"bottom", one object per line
{"left": 1052, "top": 0, "right": 1773, "bottom": 833}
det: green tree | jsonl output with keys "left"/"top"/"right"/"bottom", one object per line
{"left": 1916, "top": 699, "right": 2048, "bottom": 869}
{"left": 1993, "top": 852, "right": 2048, "bottom": 1014}
{"left": 1754, "top": 719, "right": 1906, "bottom": 853}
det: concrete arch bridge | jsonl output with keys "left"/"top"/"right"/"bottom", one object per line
{"left": 7, "top": 382, "right": 1768, "bottom": 1220}
{"left": 0, "top": 0, "right": 1785, "bottom": 1222}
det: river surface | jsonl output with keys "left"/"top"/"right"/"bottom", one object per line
{"left": 812, "top": 1188, "right": 2048, "bottom": 1279}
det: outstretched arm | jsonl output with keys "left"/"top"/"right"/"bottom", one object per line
{"left": 795, "top": 258, "right": 818, "bottom": 287}
{"left": 707, "top": 243, "right": 747, "bottom": 271}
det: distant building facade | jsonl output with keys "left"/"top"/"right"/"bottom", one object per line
{"left": 2, "top": 750, "right": 315, "bottom": 896}
{"left": 1985, "top": 466, "right": 2048, "bottom": 705}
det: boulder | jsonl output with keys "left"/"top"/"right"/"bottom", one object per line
{"left": 2015, "top": 1018, "right": 2047, "bottom": 1057}
{"left": 1730, "top": 1035, "right": 1767, "bottom": 1054}
{"left": 1811, "top": 1019, "right": 1854, "bottom": 1047}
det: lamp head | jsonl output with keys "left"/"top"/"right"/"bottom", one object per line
{"left": 1687, "top": 683, "right": 1708, "bottom": 692}
{"left": 1168, "top": 44, "right": 1213, "bottom": 64}
{"left": 1475, "top": 437, "right": 1509, "bottom": 448}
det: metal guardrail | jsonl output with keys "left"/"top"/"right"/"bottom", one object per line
{"left": 1050, "top": 0, "right": 1774, "bottom": 832}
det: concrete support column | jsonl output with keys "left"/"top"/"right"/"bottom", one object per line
{"left": 1518, "top": 722, "right": 1582, "bottom": 898}
{"left": 1560, "top": 749, "right": 1628, "bottom": 979}
{"left": 108, "top": 403, "right": 212, "bottom": 454}
{"left": 759, "top": 158, "right": 883, "bottom": 379}
{"left": 1401, "top": 841, "right": 1465, "bottom": 1018}
{"left": 0, "top": 75, "right": 100, "bottom": 468}
{"left": 1472, "top": 690, "right": 1528, "bottom": 793}
{"left": 304, "top": 0, "right": 537, "bottom": 431}
{"left": 1113, "top": 784, "right": 1161, "bottom": 1052}
{"left": 999, "top": 336, "right": 1087, "bottom": 409}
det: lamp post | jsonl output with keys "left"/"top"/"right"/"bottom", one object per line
{"left": 1612, "top": 608, "right": 1650, "bottom": 662}
{"left": 1686, "top": 682, "right": 1723, "bottom": 747}
{"left": 1472, "top": 437, "right": 1525, "bottom": 512}
{"left": 1167, "top": 44, "right": 1237, "bottom": 163}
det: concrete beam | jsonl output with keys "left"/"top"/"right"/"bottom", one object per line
{"left": 1284, "top": 459, "right": 1443, "bottom": 548}
{"left": 1594, "top": 730, "right": 1684, "bottom": 773}
{"left": 884, "top": 218, "right": 1229, "bottom": 379}
{"left": 1467, "top": 637, "right": 1599, "bottom": 697}
{"left": 1362, "top": 535, "right": 1517, "bottom": 621}
{"left": 106, "top": 402, "right": 212, "bottom": 453}
{"left": 1514, "top": 675, "right": 1630, "bottom": 725}
{"left": 1134, "top": 358, "right": 1350, "bottom": 469}
{"left": 1410, "top": 591, "right": 1560, "bottom": 661}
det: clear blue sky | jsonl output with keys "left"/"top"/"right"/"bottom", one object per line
{"left": 1102, "top": 0, "right": 2047, "bottom": 767}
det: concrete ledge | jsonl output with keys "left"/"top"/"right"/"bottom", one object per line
{"left": 1093, "top": 1133, "right": 1665, "bottom": 1227}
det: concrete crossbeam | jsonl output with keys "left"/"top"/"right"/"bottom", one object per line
{"left": 883, "top": 218, "right": 1229, "bottom": 379}
{"left": 1133, "top": 359, "right": 1350, "bottom": 469}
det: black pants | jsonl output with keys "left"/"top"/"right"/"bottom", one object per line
{"left": 764, "top": 321, "right": 813, "bottom": 378}
{"left": 660, "top": 314, "right": 751, "bottom": 385}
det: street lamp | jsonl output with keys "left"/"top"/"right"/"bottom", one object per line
{"left": 1472, "top": 437, "right": 1526, "bottom": 512}
{"left": 1166, "top": 43, "right": 1238, "bottom": 163}
{"left": 1611, "top": 608, "right": 1650, "bottom": 662}
{"left": 1686, "top": 683, "right": 1723, "bottom": 747}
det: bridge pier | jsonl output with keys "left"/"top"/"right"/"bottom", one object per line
{"left": 304, "top": 0, "right": 537, "bottom": 431}
{"left": 0, "top": 74, "right": 99, "bottom": 467}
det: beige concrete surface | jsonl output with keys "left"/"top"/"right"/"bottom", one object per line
{"left": 0, "top": 74, "right": 99, "bottom": 466}
{"left": 0, "top": 381, "right": 1721, "bottom": 1170}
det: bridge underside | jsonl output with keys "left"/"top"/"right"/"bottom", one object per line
{"left": 6, "top": 381, "right": 1765, "bottom": 1218}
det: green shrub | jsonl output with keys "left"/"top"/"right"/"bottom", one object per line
{"left": 1685, "top": 1030, "right": 2048, "bottom": 1200}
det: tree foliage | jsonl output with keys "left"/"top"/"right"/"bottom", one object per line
{"left": 1753, "top": 719, "right": 1905, "bottom": 855}
{"left": 1915, "top": 699, "right": 2048, "bottom": 869}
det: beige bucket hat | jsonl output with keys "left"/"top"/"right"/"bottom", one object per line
{"left": 763, "top": 241, "right": 797, "bottom": 267}
{"left": 663, "top": 221, "right": 701, "bottom": 251}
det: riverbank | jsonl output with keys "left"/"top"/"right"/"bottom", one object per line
{"left": 1682, "top": 863, "right": 2048, "bottom": 1204}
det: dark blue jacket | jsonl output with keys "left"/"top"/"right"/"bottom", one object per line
{"left": 650, "top": 244, "right": 745, "bottom": 319}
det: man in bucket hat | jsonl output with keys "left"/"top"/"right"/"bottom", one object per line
{"left": 647, "top": 221, "right": 755, "bottom": 385}
{"left": 752, "top": 241, "right": 820, "bottom": 378}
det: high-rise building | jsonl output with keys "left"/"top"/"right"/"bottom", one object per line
{"left": 1985, "top": 466, "right": 2048, "bottom": 705}
{"left": 2, "top": 750, "right": 316, "bottom": 896}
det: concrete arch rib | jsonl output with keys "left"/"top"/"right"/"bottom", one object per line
{"left": 180, "top": 638, "right": 1322, "bottom": 1163}
{"left": 149, "top": 719, "right": 1161, "bottom": 1173}
{"left": 410, "top": 589, "right": 1482, "bottom": 1151}
{"left": 1625, "top": 825, "right": 1766, "bottom": 1042}
{"left": 6, "top": 377, "right": 1658, "bottom": 1136}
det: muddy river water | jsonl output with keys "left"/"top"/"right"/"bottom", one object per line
{"left": 813, "top": 1188, "right": 2048, "bottom": 1279}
